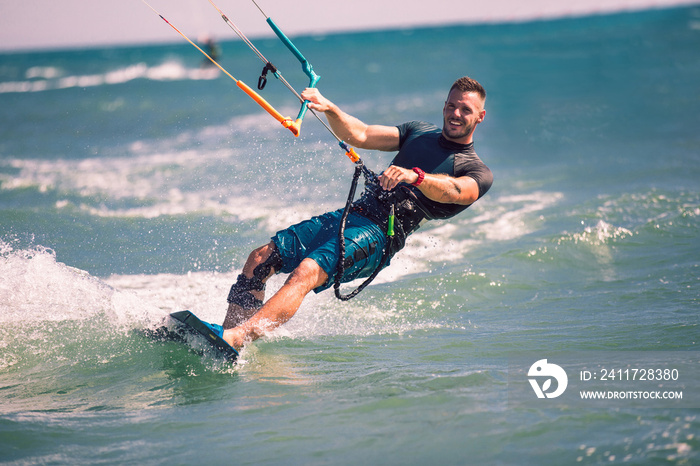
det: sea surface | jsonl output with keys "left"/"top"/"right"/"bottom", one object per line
{"left": 1, "top": 5, "right": 699, "bottom": 465}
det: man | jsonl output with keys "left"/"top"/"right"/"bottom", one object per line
{"left": 221, "top": 76, "right": 493, "bottom": 350}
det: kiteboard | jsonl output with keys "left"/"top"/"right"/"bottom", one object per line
{"left": 167, "top": 310, "right": 239, "bottom": 362}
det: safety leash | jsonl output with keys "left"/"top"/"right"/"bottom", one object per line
{"left": 334, "top": 163, "right": 395, "bottom": 301}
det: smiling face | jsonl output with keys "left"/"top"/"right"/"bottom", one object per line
{"left": 442, "top": 89, "right": 486, "bottom": 144}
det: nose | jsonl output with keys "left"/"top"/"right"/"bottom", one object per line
{"left": 446, "top": 106, "right": 461, "bottom": 118}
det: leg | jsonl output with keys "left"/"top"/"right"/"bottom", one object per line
{"left": 223, "top": 258, "right": 328, "bottom": 349}
{"left": 223, "top": 242, "right": 281, "bottom": 329}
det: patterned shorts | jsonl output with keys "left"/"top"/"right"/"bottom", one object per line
{"left": 272, "top": 209, "right": 388, "bottom": 293}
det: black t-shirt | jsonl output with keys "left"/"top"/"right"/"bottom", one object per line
{"left": 353, "top": 120, "right": 492, "bottom": 236}
{"left": 392, "top": 120, "right": 493, "bottom": 220}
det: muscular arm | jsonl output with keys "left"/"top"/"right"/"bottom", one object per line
{"left": 301, "top": 88, "right": 400, "bottom": 151}
{"left": 380, "top": 165, "right": 480, "bottom": 206}
{"left": 301, "top": 88, "right": 479, "bottom": 206}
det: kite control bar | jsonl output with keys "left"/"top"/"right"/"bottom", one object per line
{"left": 264, "top": 16, "right": 321, "bottom": 126}
{"left": 143, "top": 0, "right": 300, "bottom": 136}
{"left": 144, "top": 0, "right": 366, "bottom": 160}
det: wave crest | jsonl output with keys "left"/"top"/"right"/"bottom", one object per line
{"left": 0, "top": 60, "right": 219, "bottom": 94}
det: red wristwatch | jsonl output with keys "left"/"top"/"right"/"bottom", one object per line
{"left": 411, "top": 167, "right": 425, "bottom": 187}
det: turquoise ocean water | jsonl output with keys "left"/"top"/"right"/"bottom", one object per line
{"left": 1, "top": 5, "right": 699, "bottom": 464}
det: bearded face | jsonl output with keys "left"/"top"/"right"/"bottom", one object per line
{"left": 442, "top": 89, "right": 485, "bottom": 144}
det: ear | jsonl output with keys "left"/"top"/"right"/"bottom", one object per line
{"left": 477, "top": 110, "right": 486, "bottom": 124}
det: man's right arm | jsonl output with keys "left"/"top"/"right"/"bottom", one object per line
{"left": 301, "top": 88, "right": 400, "bottom": 152}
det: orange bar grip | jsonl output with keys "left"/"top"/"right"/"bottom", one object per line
{"left": 236, "top": 80, "right": 298, "bottom": 136}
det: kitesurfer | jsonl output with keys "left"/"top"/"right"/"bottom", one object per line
{"left": 200, "top": 36, "right": 220, "bottom": 68}
{"left": 222, "top": 76, "right": 493, "bottom": 349}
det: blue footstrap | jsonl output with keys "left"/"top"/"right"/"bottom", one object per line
{"left": 202, "top": 320, "right": 224, "bottom": 339}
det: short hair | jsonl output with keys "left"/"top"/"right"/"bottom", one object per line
{"left": 449, "top": 76, "right": 486, "bottom": 101}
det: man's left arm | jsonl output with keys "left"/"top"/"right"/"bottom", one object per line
{"left": 379, "top": 165, "right": 479, "bottom": 206}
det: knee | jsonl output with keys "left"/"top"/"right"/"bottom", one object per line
{"left": 244, "top": 242, "right": 281, "bottom": 277}
{"left": 248, "top": 242, "right": 275, "bottom": 267}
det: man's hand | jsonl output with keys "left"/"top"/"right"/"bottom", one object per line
{"left": 379, "top": 165, "right": 419, "bottom": 191}
{"left": 300, "top": 88, "right": 401, "bottom": 151}
{"left": 301, "top": 88, "right": 334, "bottom": 113}
{"left": 380, "top": 165, "right": 480, "bottom": 206}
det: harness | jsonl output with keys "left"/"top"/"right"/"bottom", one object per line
{"left": 333, "top": 163, "right": 430, "bottom": 300}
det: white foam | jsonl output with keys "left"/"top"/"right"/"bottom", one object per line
{"left": 0, "top": 60, "right": 219, "bottom": 94}
{"left": 2, "top": 150, "right": 211, "bottom": 199}
{"left": 104, "top": 270, "right": 238, "bottom": 324}
{"left": 25, "top": 66, "right": 63, "bottom": 79}
{"left": 471, "top": 191, "right": 565, "bottom": 241}
{"left": 0, "top": 186, "right": 562, "bottom": 340}
{"left": 370, "top": 191, "right": 565, "bottom": 284}
{"left": 561, "top": 220, "right": 634, "bottom": 246}
{"left": 0, "top": 241, "right": 160, "bottom": 327}
{"left": 0, "top": 139, "right": 337, "bottom": 232}
{"left": 104, "top": 269, "right": 444, "bottom": 342}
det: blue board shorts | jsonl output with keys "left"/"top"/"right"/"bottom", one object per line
{"left": 272, "top": 209, "right": 389, "bottom": 293}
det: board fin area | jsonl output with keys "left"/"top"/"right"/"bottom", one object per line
{"left": 168, "top": 310, "right": 239, "bottom": 362}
